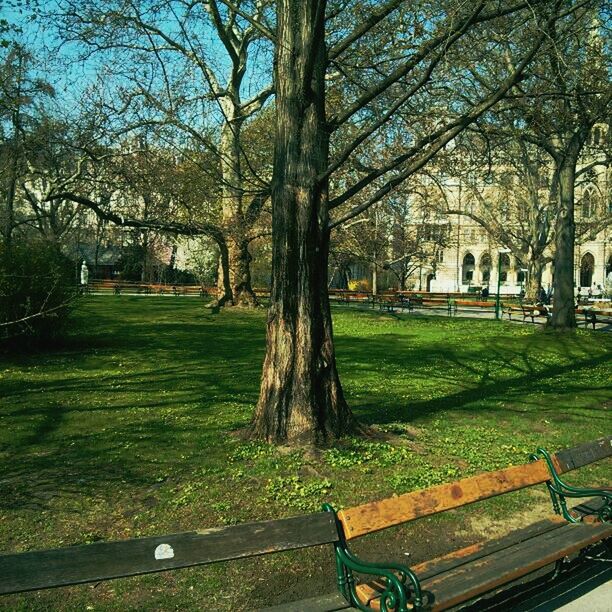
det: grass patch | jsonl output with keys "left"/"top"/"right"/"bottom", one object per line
{"left": 0, "top": 297, "right": 609, "bottom": 609}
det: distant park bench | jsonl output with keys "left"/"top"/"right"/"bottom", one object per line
{"left": 503, "top": 303, "right": 550, "bottom": 324}
{"left": 374, "top": 292, "right": 408, "bottom": 312}
{"left": 451, "top": 299, "right": 496, "bottom": 316}
{"left": 576, "top": 307, "right": 612, "bottom": 330}
{"left": 88, "top": 280, "right": 209, "bottom": 297}
{"left": 339, "top": 292, "right": 372, "bottom": 306}
{"left": 1, "top": 438, "right": 609, "bottom": 611}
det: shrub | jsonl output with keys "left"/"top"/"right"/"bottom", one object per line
{"left": 348, "top": 279, "right": 370, "bottom": 292}
{"left": 0, "top": 240, "right": 78, "bottom": 343}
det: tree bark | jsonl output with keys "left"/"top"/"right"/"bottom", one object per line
{"left": 526, "top": 257, "right": 545, "bottom": 302}
{"left": 551, "top": 161, "right": 577, "bottom": 329}
{"left": 251, "top": 0, "right": 356, "bottom": 445}
{"left": 215, "top": 237, "right": 234, "bottom": 307}
{"left": 218, "top": 115, "right": 259, "bottom": 307}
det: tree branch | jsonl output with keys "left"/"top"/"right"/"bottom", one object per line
{"left": 329, "top": 28, "right": 547, "bottom": 228}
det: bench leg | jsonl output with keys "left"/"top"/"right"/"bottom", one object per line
{"left": 323, "top": 504, "right": 423, "bottom": 610}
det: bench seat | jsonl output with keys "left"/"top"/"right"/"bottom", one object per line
{"left": 356, "top": 507, "right": 611, "bottom": 610}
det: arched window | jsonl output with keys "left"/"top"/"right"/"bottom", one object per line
{"left": 499, "top": 253, "right": 511, "bottom": 283}
{"left": 580, "top": 253, "right": 595, "bottom": 288}
{"left": 479, "top": 253, "right": 492, "bottom": 283}
{"left": 581, "top": 189, "right": 598, "bottom": 218}
{"left": 462, "top": 253, "right": 475, "bottom": 284}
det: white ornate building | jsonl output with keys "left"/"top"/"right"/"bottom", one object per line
{"left": 421, "top": 133, "right": 611, "bottom": 296}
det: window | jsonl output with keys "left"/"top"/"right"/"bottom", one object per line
{"left": 580, "top": 253, "right": 595, "bottom": 287}
{"left": 499, "top": 253, "right": 511, "bottom": 284}
{"left": 462, "top": 253, "right": 475, "bottom": 284}
{"left": 479, "top": 253, "right": 492, "bottom": 284}
{"left": 436, "top": 250, "right": 444, "bottom": 263}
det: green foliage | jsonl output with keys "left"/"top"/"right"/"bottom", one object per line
{"left": 265, "top": 476, "right": 333, "bottom": 512}
{"left": 424, "top": 421, "right": 536, "bottom": 473}
{"left": 0, "top": 239, "right": 78, "bottom": 343}
{"left": 230, "top": 441, "right": 274, "bottom": 463}
{"left": 325, "top": 438, "right": 413, "bottom": 469}
{"left": 389, "top": 463, "right": 462, "bottom": 492}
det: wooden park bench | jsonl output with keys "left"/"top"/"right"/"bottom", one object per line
{"left": 1, "top": 438, "right": 609, "bottom": 611}
{"left": 576, "top": 307, "right": 612, "bottom": 330}
{"left": 376, "top": 293, "right": 401, "bottom": 312}
{"left": 314, "top": 436, "right": 611, "bottom": 611}
{"left": 341, "top": 292, "right": 372, "bottom": 306}
{"left": 503, "top": 303, "right": 550, "bottom": 324}
{"left": 450, "top": 300, "right": 496, "bottom": 317}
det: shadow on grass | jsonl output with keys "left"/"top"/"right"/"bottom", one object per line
{"left": 0, "top": 300, "right": 609, "bottom": 511}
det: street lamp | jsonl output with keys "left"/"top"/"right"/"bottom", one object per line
{"left": 496, "top": 248, "right": 511, "bottom": 320}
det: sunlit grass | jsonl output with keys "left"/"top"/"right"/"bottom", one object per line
{"left": 0, "top": 297, "right": 609, "bottom": 610}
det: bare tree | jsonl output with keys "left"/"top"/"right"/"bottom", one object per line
{"left": 49, "top": 0, "right": 275, "bottom": 306}
{"left": 477, "top": 3, "right": 610, "bottom": 327}
{"left": 250, "top": 0, "right": 558, "bottom": 444}
{"left": 0, "top": 44, "right": 55, "bottom": 250}
{"left": 436, "top": 133, "right": 557, "bottom": 301}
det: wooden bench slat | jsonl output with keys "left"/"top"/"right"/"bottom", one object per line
{"left": 338, "top": 439, "right": 611, "bottom": 540}
{"left": 356, "top": 522, "right": 612, "bottom": 611}
{"left": 413, "top": 515, "right": 568, "bottom": 580}
{"left": 338, "top": 460, "right": 553, "bottom": 540}
{"left": 0, "top": 513, "right": 338, "bottom": 594}
{"left": 423, "top": 522, "right": 612, "bottom": 611}
{"left": 354, "top": 515, "right": 568, "bottom": 607}
{"left": 354, "top": 497, "right": 608, "bottom": 606}
{"left": 555, "top": 436, "right": 612, "bottom": 472}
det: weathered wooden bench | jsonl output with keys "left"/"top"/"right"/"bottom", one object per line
{"left": 376, "top": 294, "right": 401, "bottom": 312}
{"left": 0, "top": 513, "right": 346, "bottom": 604}
{"left": 1, "top": 438, "right": 609, "bottom": 611}
{"left": 341, "top": 292, "right": 372, "bottom": 306}
{"left": 314, "top": 436, "right": 611, "bottom": 611}
{"left": 503, "top": 303, "right": 550, "bottom": 324}
{"left": 576, "top": 307, "right": 612, "bottom": 330}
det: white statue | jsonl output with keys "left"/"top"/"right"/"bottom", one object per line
{"left": 80, "top": 260, "right": 89, "bottom": 286}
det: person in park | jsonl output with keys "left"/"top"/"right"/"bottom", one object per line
{"left": 481, "top": 286, "right": 489, "bottom": 300}
{"left": 538, "top": 286, "right": 547, "bottom": 305}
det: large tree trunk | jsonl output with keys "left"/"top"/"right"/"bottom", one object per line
{"left": 219, "top": 113, "right": 259, "bottom": 307}
{"left": 251, "top": 0, "right": 356, "bottom": 445}
{"left": 551, "top": 161, "right": 577, "bottom": 329}
{"left": 526, "top": 257, "right": 545, "bottom": 302}
{"left": 215, "top": 238, "right": 234, "bottom": 307}
{"left": 228, "top": 234, "right": 258, "bottom": 307}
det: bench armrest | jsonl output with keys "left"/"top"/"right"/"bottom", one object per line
{"left": 531, "top": 448, "right": 612, "bottom": 523}
{"left": 322, "top": 504, "right": 422, "bottom": 611}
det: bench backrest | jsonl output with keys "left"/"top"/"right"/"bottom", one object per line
{"left": 0, "top": 512, "right": 338, "bottom": 595}
{"left": 338, "top": 436, "right": 611, "bottom": 540}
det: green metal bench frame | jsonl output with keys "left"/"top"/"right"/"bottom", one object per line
{"left": 531, "top": 448, "right": 611, "bottom": 524}
{"left": 322, "top": 442, "right": 611, "bottom": 611}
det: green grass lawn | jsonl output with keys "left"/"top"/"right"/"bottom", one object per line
{"left": 1, "top": 297, "right": 610, "bottom": 610}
